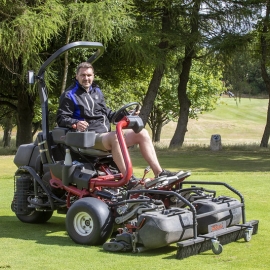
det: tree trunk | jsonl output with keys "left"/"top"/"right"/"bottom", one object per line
{"left": 260, "top": 100, "right": 270, "bottom": 147}
{"left": 61, "top": 16, "right": 73, "bottom": 94}
{"left": 169, "top": 0, "right": 201, "bottom": 147}
{"left": 61, "top": 51, "right": 69, "bottom": 94}
{"left": 16, "top": 89, "right": 35, "bottom": 147}
{"left": 140, "top": 6, "right": 171, "bottom": 125}
{"left": 2, "top": 117, "right": 13, "bottom": 147}
{"left": 151, "top": 108, "right": 163, "bottom": 142}
{"left": 169, "top": 66, "right": 191, "bottom": 147}
{"left": 260, "top": 1, "right": 270, "bottom": 147}
{"left": 140, "top": 65, "right": 165, "bottom": 125}
{"left": 154, "top": 121, "right": 162, "bottom": 142}
{"left": 32, "top": 121, "right": 41, "bottom": 137}
{"left": 60, "top": 0, "right": 78, "bottom": 94}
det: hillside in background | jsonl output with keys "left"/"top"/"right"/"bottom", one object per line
{"left": 161, "top": 97, "right": 268, "bottom": 146}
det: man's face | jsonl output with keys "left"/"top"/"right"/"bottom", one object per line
{"left": 76, "top": 67, "right": 94, "bottom": 91}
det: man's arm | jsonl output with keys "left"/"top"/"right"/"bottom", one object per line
{"left": 56, "top": 95, "right": 79, "bottom": 129}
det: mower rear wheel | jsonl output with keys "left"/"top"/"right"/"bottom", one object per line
{"left": 66, "top": 197, "right": 113, "bottom": 245}
{"left": 15, "top": 210, "right": 53, "bottom": 224}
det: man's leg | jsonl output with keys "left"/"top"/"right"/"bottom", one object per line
{"left": 124, "top": 129, "right": 162, "bottom": 177}
{"left": 99, "top": 129, "right": 163, "bottom": 176}
{"left": 98, "top": 132, "right": 127, "bottom": 174}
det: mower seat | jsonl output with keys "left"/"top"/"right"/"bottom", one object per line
{"left": 51, "top": 127, "right": 110, "bottom": 157}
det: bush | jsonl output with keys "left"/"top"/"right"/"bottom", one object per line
{"left": 0, "top": 137, "right": 17, "bottom": 155}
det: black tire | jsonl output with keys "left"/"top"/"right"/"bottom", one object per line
{"left": 15, "top": 210, "right": 53, "bottom": 224}
{"left": 12, "top": 173, "right": 54, "bottom": 224}
{"left": 66, "top": 197, "right": 114, "bottom": 245}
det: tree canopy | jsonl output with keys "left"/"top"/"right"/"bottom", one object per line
{"left": 1, "top": 0, "right": 270, "bottom": 147}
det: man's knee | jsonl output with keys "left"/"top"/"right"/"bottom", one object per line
{"left": 139, "top": 128, "right": 150, "bottom": 139}
{"left": 132, "top": 128, "right": 151, "bottom": 143}
{"left": 104, "top": 132, "right": 119, "bottom": 149}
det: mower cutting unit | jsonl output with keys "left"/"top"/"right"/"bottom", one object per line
{"left": 11, "top": 42, "right": 258, "bottom": 259}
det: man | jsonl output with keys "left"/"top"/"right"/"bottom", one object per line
{"left": 57, "top": 62, "right": 180, "bottom": 178}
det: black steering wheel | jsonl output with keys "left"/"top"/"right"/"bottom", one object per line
{"left": 111, "top": 102, "right": 141, "bottom": 124}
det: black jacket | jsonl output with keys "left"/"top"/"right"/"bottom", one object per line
{"left": 57, "top": 80, "right": 115, "bottom": 133}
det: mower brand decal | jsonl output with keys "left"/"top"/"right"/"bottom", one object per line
{"left": 208, "top": 221, "right": 226, "bottom": 232}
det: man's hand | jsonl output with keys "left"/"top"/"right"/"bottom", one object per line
{"left": 129, "top": 109, "right": 140, "bottom": 115}
{"left": 76, "top": 121, "right": 89, "bottom": 131}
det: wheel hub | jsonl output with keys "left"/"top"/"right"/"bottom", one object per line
{"left": 73, "top": 211, "right": 94, "bottom": 236}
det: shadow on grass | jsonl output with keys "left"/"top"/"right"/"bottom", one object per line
{"left": 0, "top": 215, "right": 80, "bottom": 247}
{"left": 99, "top": 245, "right": 179, "bottom": 259}
{"left": 0, "top": 215, "right": 184, "bottom": 258}
{"left": 1, "top": 214, "right": 256, "bottom": 261}
{"left": 98, "top": 239, "right": 251, "bottom": 260}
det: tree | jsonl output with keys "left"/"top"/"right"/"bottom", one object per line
{"left": 258, "top": 0, "right": 270, "bottom": 147}
{"left": 170, "top": 0, "right": 260, "bottom": 147}
{"left": 223, "top": 49, "right": 265, "bottom": 97}
{"left": 112, "top": 0, "right": 182, "bottom": 124}
{"left": 0, "top": 0, "right": 134, "bottom": 146}
{"left": 0, "top": 0, "right": 67, "bottom": 146}
{"left": 58, "top": 0, "right": 135, "bottom": 93}
{"left": 149, "top": 80, "right": 179, "bottom": 142}
{"left": 108, "top": 1, "right": 258, "bottom": 146}
{"left": 0, "top": 0, "right": 264, "bottom": 148}
{"left": 147, "top": 60, "right": 224, "bottom": 142}
{"left": 0, "top": 106, "right": 16, "bottom": 147}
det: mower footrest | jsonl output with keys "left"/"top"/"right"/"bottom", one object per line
{"left": 103, "top": 240, "right": 132, "bottom": 252}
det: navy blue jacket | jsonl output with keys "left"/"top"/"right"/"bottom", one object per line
{"left": 57, "top": 80, "right": 115, "bottom": 133}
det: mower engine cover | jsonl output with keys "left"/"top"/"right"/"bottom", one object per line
{"left": 193, "top": 196, "right": 242, "bottom": 234}
{"left": 136, "top": 208, "right": 194, "bottom": 249}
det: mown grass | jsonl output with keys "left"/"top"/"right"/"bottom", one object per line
{"left": 0, "top": 152, "right": 269, "bottom": 270}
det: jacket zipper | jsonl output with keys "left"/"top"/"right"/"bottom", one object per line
{"left": 85, "top": 92, "right": 108, "bottom": 132}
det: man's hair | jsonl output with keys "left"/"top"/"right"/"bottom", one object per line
{"left": 76, "top": 62, "right": 94, "bottom": 74}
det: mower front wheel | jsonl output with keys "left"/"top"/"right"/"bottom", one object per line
{"left": 211, "top": 238, "right": 223, "bottom": 255}
{"left": 66, "top": 197, "right": 113, "bottom": 245}
{"left": 244, "top": 228, "right": 253, "bottom": 242}
{"left": 212, "top": 243, "right": 223, "bottom": 255}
